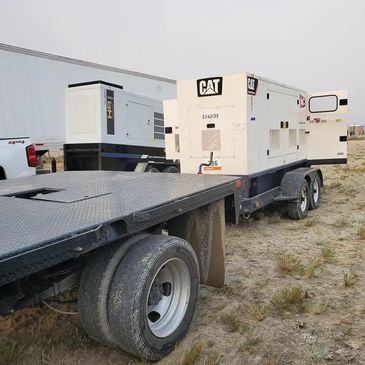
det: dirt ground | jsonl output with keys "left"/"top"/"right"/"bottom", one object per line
{"left": 1, "top": 141, "right": 364, "bottom": 365}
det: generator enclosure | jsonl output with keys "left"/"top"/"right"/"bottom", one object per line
{"left": 66, "top": 81, "right": 165, "bottom": 147}
{"left": 65, "top": 81, "right": 168, "bottom": 171}
{"left": 164, "top": 73, "right": 348, "bottom": 175}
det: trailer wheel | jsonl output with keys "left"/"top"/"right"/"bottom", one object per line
{"left": 309, "top": 175, "right": 321, "bottom": 210}
{"left": 146, "top": 166, "right": 160, "bottom": 172}
{"left": 78, "top": 234, "right": 149, "bottom": 346}
{"left": 162, "top": 166, "right": 179, "bottom": 173}
{"left": 108, "top": 235, "right": 199, "bottom": 361}
{"left": 287, "top": 180, "right": 309, "bottom": 219}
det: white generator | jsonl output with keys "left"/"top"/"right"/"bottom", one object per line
{"left": 164, "top": 73, "right": 348, "bottom": 175}
{"left": 66, "top": 81, "right": 165, "bottom": 147}
{"left": 64, "top": 81, "right": 170, "bottom": 171}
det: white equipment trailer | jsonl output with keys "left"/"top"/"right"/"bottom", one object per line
{"left": 64, "top": 81, "right": 178, "bottom": 172}
{"left": 165, "top": 72, "right": 348, "bottom": 218}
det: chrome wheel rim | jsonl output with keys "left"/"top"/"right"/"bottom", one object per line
{"left": 300, "top": 186, "right": 308, "bottom": 212}
{"left": 146, "top": 258, "right": 190, "bottom": 338}
{"left": 312, "top": 179, "right": 319, "bottom": 204}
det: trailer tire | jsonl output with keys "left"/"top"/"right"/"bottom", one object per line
{"left": 146, "top": 166, "right": 160, "bottom": 172}
{"left": 162, "top": 166, "right": 179, "bottom": 173}
{"left": 78, "top": 234, "right": 149, "bottom": 346}
{"left": 287, "top": 180, "right": 309, "bottom": 220}
{"left": 309, "top": 174, "right": 321, "bottom": 210}
{"left": 108, "top": 235, "right": 199, "bottom": 361}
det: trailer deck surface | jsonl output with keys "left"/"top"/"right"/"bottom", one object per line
{"left": 0, "top": 171, "right": 240, "bottom": 286}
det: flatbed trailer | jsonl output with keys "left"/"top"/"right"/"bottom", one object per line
{"left": 0, "top": 171, "right": 242, "bottom": 360}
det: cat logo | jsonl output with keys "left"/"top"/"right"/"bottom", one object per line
{"left": 247, "top": 76, "right": 258, "bottom": 95}
{"left": 197, "top": 77, "right": 223, "bottom": 97}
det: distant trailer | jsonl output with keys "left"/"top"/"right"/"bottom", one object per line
{"left": 0, "top": 43, "right": 176, "bottom": 157}
{"left": 348, "top": 124, "right": 365, "bottom": 139}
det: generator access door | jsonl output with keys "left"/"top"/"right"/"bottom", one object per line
{"left": 188, "top": 106, "right": 235, "bottom": 159}
{"left": 306, "top": 90, "right": 348, "bottom": 164}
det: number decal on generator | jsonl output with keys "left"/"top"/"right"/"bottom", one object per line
{"left": 202, "top": 113, "right": 219, "bottom": 119}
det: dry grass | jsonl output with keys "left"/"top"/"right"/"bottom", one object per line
{"left": 314, "top": 298, "right": 330, "bottom": 315}
{"left": 343, "top": 271, "right": 357, "bottom": 287}
{"left": 342, "top": 166, "right": 365, "bottom": 174}
{"left": 270, "top": 286, "right": 306, "bottom": 315}
{"left": 267, "top": 212, "right": 282, "bottom": 224}
{"left": 249, "top": 302, "right": 269, "bottom": 321}
{"left": 275, "top": 252, "right": 302, "bottom": 274}
{"left": 0, "top": 306, "right": 91, "bottom": 365}
{"left": 304, "top": 217, "right": 320, "bottom": 227}
{"left": 320, "top": 246, "right": 336, "bottom": 263}
{"left": 332, "top": 217, "right": 348, "bottom": 228}
{"left": 275, "top": 247, "right": 335, "bottom": 278}
{"left": 358, "top": 225, "right": 365, "bottom": 240}
{"left": 221, "top": 309, "right": 248, "bottom": 333}
{"left": 327, "top": 181, "right": 341, "bottom": 190}
{"left": 238, "top": 334, "right": 261, "bottom": 354}
{"left": 221, "top": 311, "right": 241, "bottom": 332}
{"left": 309, "top": 343, "right": 331, "bottom": 362}
{"left": 0, "top": 343, "right": 20, "bottom": 365}
{"left": 203, "top": 351, "right": 223, "bottom": 365}
{"left": 181, "top": 342, "right": 204, "bottom": 365}
{"left": 302, "top": 256, "right": 322, "bottom": 278}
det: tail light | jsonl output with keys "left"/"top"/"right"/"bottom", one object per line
{"left": 26, "top": 144, "right": 37, "bottom": 167}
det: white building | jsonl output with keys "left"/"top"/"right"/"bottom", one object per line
{"left": 0, "top": 43, "right": 176, "bottom": 153}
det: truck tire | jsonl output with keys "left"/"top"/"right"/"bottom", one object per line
{"left": 162, "top": 166, "right": 179, "bottom": 173}
{"left": 287, "top": 180, "right": 309, "bottom": 220}
{"left": 309, "top": 174, "right": 321, "bottom": 210}
{"left": 108, "top": 235, "right": 199, "bottom": 361}
{"left": 78, "top": 234, "right": 149, "bottom": 346}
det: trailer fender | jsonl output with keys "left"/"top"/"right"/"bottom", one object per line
{"left": 167, "top": 199, "right": 225, "bottom": 288}
{"left": 281, "top": 167, "right": 322, "bottom": 199}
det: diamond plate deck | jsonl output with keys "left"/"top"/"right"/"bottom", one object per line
{"left": 0, "top": 171, "right": 240, "bottom": 285}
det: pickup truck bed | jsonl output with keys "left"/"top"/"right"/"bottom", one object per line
{"left": 0, "top": 171, "right": 240, "bottom": 287}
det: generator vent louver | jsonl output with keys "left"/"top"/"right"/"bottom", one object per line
{"left": 154, "top": 112, "right": 165, "bottom": 140}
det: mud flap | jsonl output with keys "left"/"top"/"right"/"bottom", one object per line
{"left": 167, "top": 199, "right": 225, "bottom": 288}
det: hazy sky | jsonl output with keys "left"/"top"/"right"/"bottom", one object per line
{"left": 0, "top": 0, "right": 364, "bottom": 122}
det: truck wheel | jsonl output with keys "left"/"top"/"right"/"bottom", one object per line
{"left": 162, "top": 166, "right": 179, "bottom": 173}
{"left": 309, "top": 175, "right": 321, "bottom": 210}
{"left": 287, "top": 180, "right": 309, "bottom": 219}
{"left": 78, "top": 234, "right": 149, "bottom": 346}
{"left": 108, "top": 235, "right": 199, "bottom": 361}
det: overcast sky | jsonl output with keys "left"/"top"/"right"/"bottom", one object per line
{"left": 0, "top": 0, "right": 364, "bottom": 122}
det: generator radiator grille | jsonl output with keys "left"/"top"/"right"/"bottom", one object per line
{"left": 154, "top": 112, "right": 165, "bottom": 140}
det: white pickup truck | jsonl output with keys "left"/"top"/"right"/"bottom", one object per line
{"left": 0, "top": 137, "right": 36, "bottom": 180}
